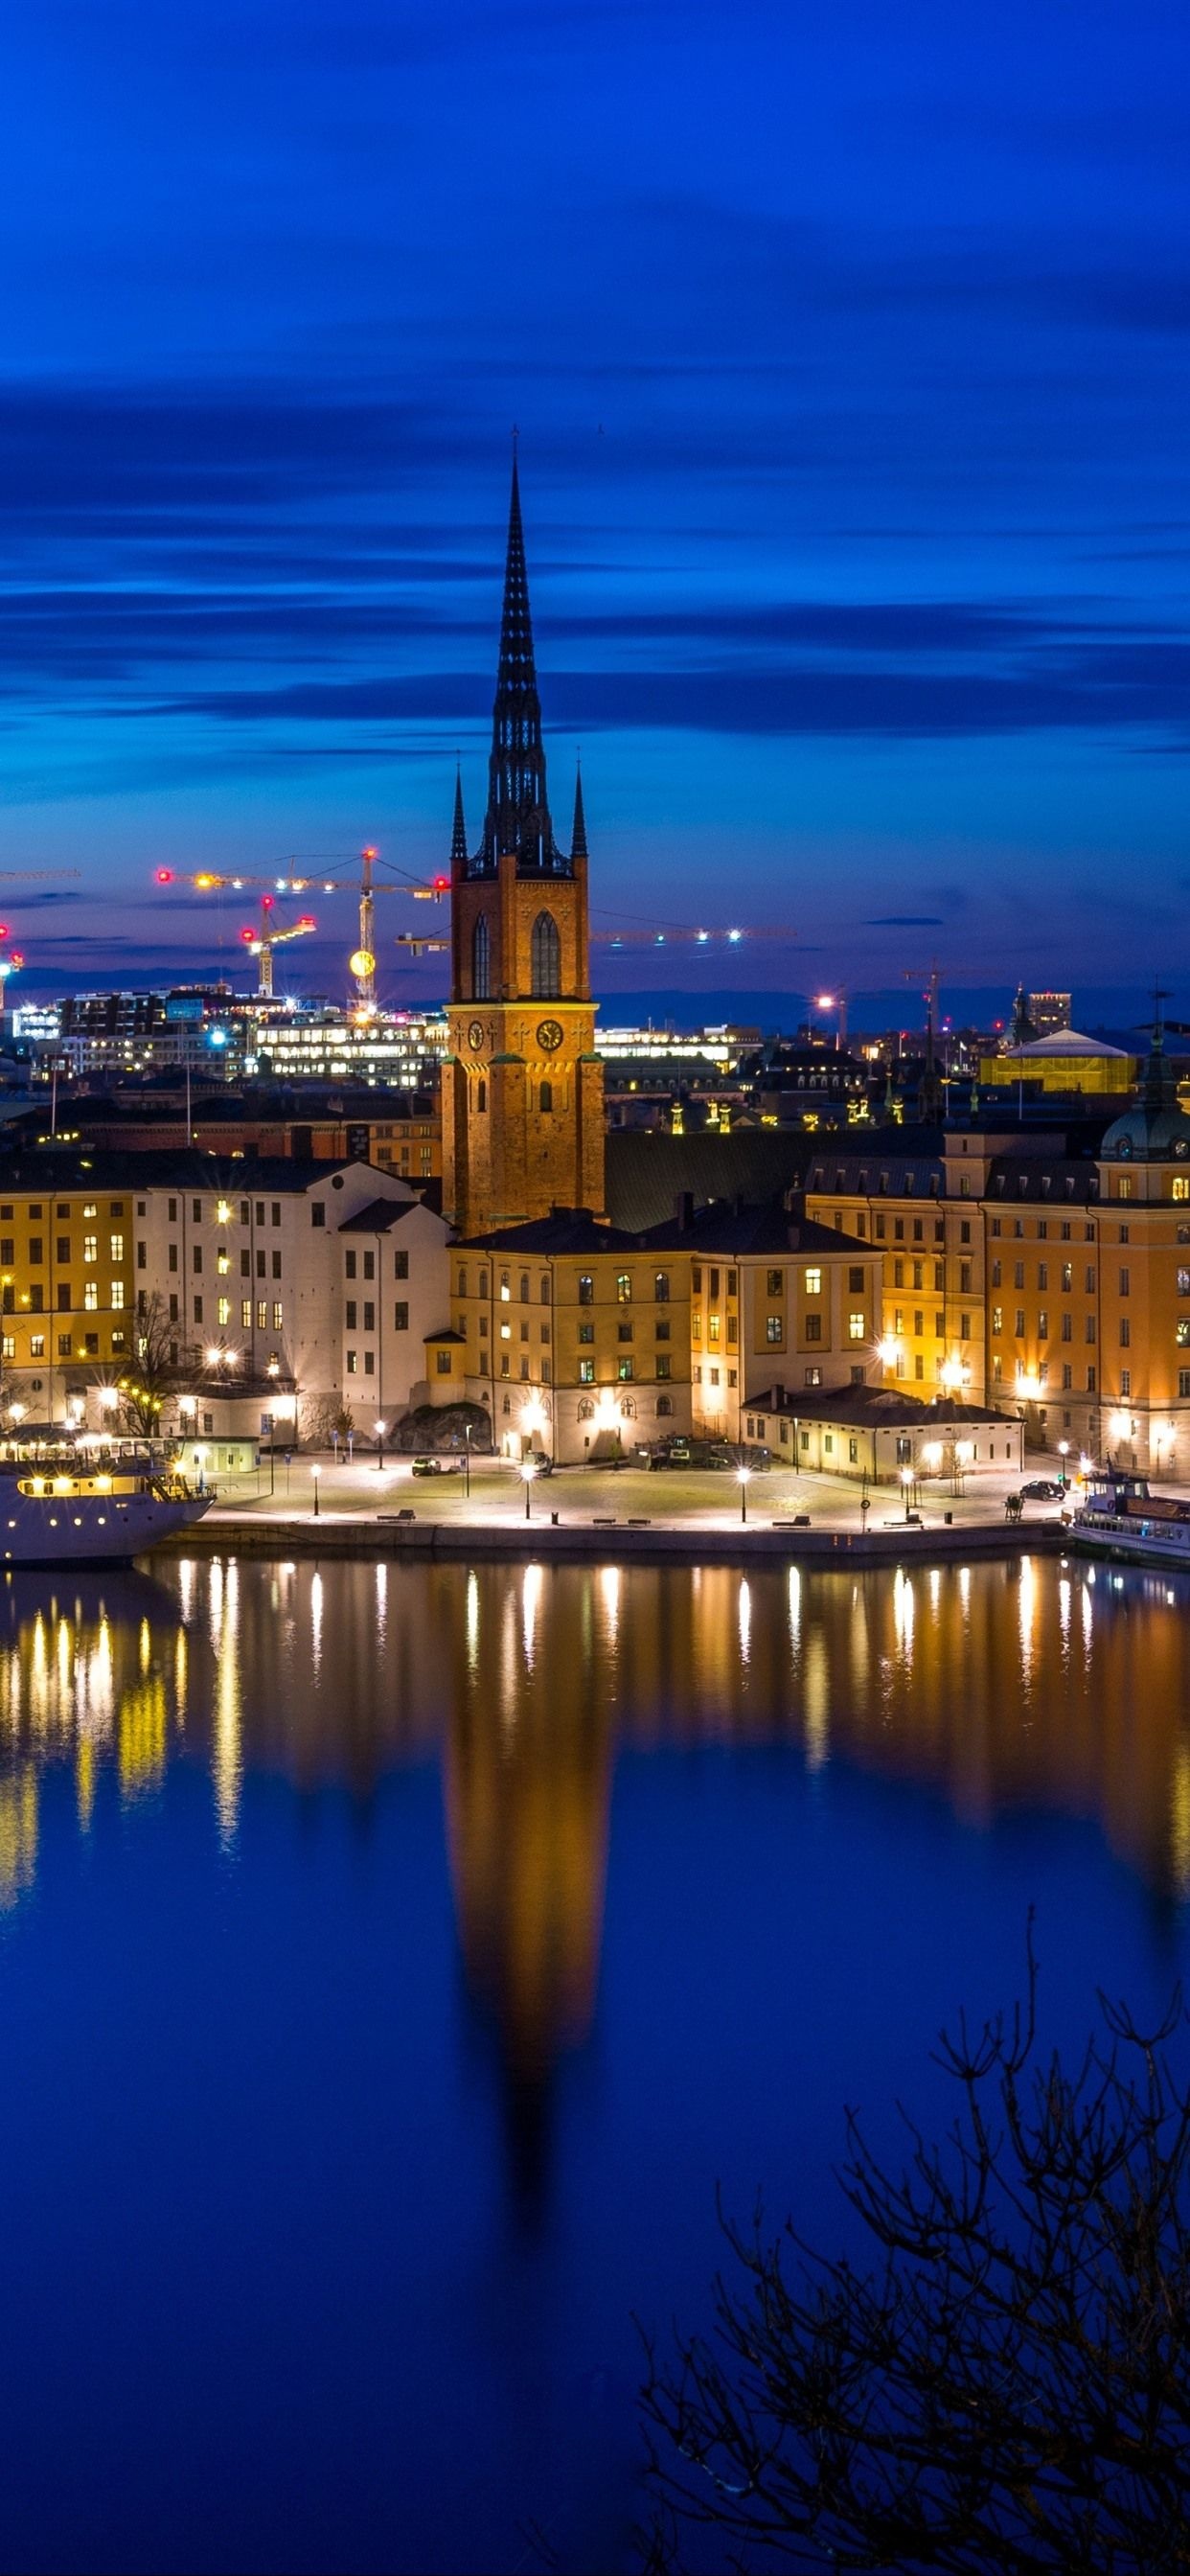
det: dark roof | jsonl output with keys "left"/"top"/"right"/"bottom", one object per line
{"left": 647, "top": 1196, "right": 870, "bottom": 1257}
{"left": 985, "top": 1156, "right": 1099, "bottom": 1204}
{"left": 423, "top": 1328, "right": 466, "bottom": 1345}
{"left": 456, "top": 1208, "right": 671, "bottom": 1255}
{"left": 337, "top": 1196, "right": 424, "bottom": 1232}
{"left": 744, "top": 1383, "right": 1016, "bottom": 1430}
{"left": 0, "top": 1147, "right": 377, "bottom": 1192}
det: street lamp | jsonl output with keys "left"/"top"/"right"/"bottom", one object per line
{"left": 1057, "top": 1438, "right": 1069, "bottom": 1488}
{"left": 375, "top": 1418, "right": 387, "bottom": 1470}
{"left": 521, "top": 1459, "right": 537, "bottom": 1520}
{"left": 464, "top": 1419, "right": 472, "bottom": 1500}
{"left": 737, "top": 1464, "right": 751, "bottom": 1525}
{"left": 311, "top": 1462, "right": 321, "bottom": 1519}
{"left": 901, "top": 1463, "right": 915, "bottom": 1520}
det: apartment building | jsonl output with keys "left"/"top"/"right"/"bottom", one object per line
{"left": 0, "top": 1157, "right": 136, "bottom": 1422}
{"left": 670, "top": 1201, "right": 882, "bottom": 1443}
{"left": 449, "top": 1213, "right": 693, "bottom": 1464}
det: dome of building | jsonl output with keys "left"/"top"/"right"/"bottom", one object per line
{"left": 1100, "top": 1026, "right": 1190, "bottom": 1161}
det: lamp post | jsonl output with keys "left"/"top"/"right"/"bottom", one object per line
{"left": 521, "top": 1459, "right": 536, "bottom": 1520}
{"left": 375, "top": 1419, "right": 386, "bottom": 1471}
{"left": 737, "top": 1464, "right": 751, "bottom": 1525}
{"left": 1057, "top": 1438, "right": 1069, "bottom": 1489}
{"left": 901, "top": 1463, "right": 915, "bottom": 1521}
{"left": 311, "top": 1462, "right": 321, "bottom": 1519}
{"left": 464, "top": 1420, "right": 472, "bottom": 1500}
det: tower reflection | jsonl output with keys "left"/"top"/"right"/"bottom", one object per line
{"left": 0, "top": 1553, "right": 1188, "bottom": 2180}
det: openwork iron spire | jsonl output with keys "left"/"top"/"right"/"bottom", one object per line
{"left": 449, "top": 765, "right": 468, "bottom": 870}
{"left": 469, "top": 454, "right": 568, "bottom": 877}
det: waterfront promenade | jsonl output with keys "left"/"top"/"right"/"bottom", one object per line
{"left": 172, "top": 1451, "right": 1078, "bottom": 1564}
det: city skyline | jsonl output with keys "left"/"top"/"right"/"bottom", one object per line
{"left": 3, "top": 1, "right": 1189, "bottom": 1006}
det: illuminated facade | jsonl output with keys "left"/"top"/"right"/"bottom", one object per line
{"left": 0, "top": 1159, "right": 136, "bottom": 1420}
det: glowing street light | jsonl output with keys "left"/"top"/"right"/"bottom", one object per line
{"left": 375, "top": 1418, "right": 387, "bottom": 1470}
{"left": 1057, "top": 1438, "right": 1069, "bottom": 1488}
{"left": 98, "top": 1385, "right": 120, "bottom": 1414}
{"left": 520, "top": 1459, "right": 537, "bottom": 1520}
{"left": 877, "top": 1336, "right": 900, "bottom": 1370}
{"left": 901, "top": 1462, "right": 915, "bottom": 1521}
{"left": 737, "top": 1464, "right": 751, "bottom": 1525}
{"left": 311, "top": 1462, "right": 321, "bottom": 1519}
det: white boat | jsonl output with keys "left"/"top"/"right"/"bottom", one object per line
{"left": 1071, "top": 1471, "right": 1190, "bottom": 1571}
{"left": 0, "top": 1458, "right": 212, "bottom": 1567}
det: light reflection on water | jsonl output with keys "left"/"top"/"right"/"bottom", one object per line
{"left": 0, "top": 1551, "right": 1187, "bottom": 2574}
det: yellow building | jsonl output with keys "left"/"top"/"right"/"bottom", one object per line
{"left": 450, "top": 1215, "right": 691, "bottom": 1463}
{"left": 0, "top": 1159, "right": 135, "bottom": 1421}
{"left": 979, "top": 1029, "right": 1135, "bottom": 1095}
{"left": 663, "top": 1200, "right": 882, "bottom": 1443}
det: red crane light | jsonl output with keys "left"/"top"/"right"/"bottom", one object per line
{"left": 155, "top": 868, "right": 174, "bottom": 885}
{"left": 297, "top": 915, "right": 316, "bottom": 932}
{"left": 240, "top": 927, "right": 256, "bottom": 945}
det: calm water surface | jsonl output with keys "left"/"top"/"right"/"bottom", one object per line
{"left": 1, "top": 1552, "right": 1188, "bottom": 2572}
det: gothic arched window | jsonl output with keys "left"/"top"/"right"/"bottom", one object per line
{"left": 531, "top": 910, "right": 561, "bottom": 999}
{"left": 472, "top": 913, "right": 491, "bottom": 1000}
{"left": 539, "top": 1080, "right": 553, "bottom": 1114}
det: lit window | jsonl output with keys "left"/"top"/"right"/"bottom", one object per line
{"left": 848, "top": 1312, "right": 864, "bottom": 1341}
{"left": 109, "top": 1234, "right": 124, "bottom": 1262}
{"left": 110, "top": 1280, "right": 125, "bottom": 1310}
{"left": 82, "top": 1235, "right": 98, "bottom": 1264}
{"left": 804, "top": 1267, "right": 822, "bottom": 1295}
{"left": 83, "top": 1281, "right": 99, "bottom": 1312}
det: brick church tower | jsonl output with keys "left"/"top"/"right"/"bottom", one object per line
{"left": 442, "top": 457, "right": 606, "bottom": 1236}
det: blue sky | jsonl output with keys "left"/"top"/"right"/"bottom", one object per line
{"left": 1, "top": 0, "right": 1189, "bottom": 1019}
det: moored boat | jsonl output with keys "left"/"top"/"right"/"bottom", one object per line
{"left": 0, "top": 1457, "right": 212, "bottom": 1566}
{"left": 1071, "top": 1470, "right": 1190, "bottom": 1571}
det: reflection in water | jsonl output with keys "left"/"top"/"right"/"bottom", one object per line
{"left": 1, "top": 1552, "right": 1189, "bottom": 2170}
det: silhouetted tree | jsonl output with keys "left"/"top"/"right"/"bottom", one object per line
{"left": 641, "top": 1945, "right": 1190, "bottom": 2573}
{"left": 119, "top": 1292, "right": 194, "bottom": 1438}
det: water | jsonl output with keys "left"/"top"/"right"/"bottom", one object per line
{"left": 0, "top": 1551, "right": 1187, "bottom": 2573}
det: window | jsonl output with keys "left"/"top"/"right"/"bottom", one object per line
{"left": 959, "top": 1260, "right": 972, "bottom": 1295}
{"left": 472, "top": 912, "right": 491, "bottom": 1000}
{"left": 241, "top": 1300, "right": 251, "bottom": 1329}
{"left": 848, "top": 1267, "right": 864, "bottom": 1294}
{"left": 83, "top": 1281, "right": 99, "bottom": 1312}
{"left": 804, "top": 1267, "right": 822, "bottom": 1294}
{"left": 111, "top": 1280, "right": 125, "bottom": 1310}
{"left": 1119, "top": 1317, "right": 1131, "bottom": 1347}
{"left": 848, "top": 1312, "right": 864, "bottom": 1341}
{"left": 539, "top": 1081, "right": 553, "bottom": 1114}
{"left": 530, "top": 909, "right": 561, "bottom": 999}
{"left": 617, "top": 1357, "right": 634, "bottom": 1381}
{"left": 1016, "top": 1309, "right": 1025, "bottom": 1336}
{"left": 57, "top": 1332, "right": 71, "bottom": 1358}
{"left": 805, "top": 1314, "right": 822, "bottom": 1343}
{"left": 346, "top": 1351, "right": 357, "bottom": 1375}
{"left": 1086, "top": 1265, "right": 1096, "bottom": 1293}
{"left": 1180, "top": 1370, "right": 1190, "bottom": 1399}
{"left": 346, "top": 1300, "right": 357, "bottom": 1329}
{"left": 363, "top": 1302, "right": 375, "bottom": 1333}
{"left": 578, "top": 1274, "right": 593, "bottom": 1305}
{"left": 1121, "top": 1369, "right": 1132, "bottom": 1397}
{"left": 1038, "top": 1310, "right": 1048, "bottom": 1340}
{"left": 992, "top": 1306, "right": 1002, "bottom": 1334}
{"left": 345, "top": 1252, "right": 357, "bottom": 1279}
{"left": 477, "top": 1080, "right": 487, "bottom": 1114}
{"left": 540, "top": 1276, "right": 551, "bottom": 1305}
{"left": 395, "top": 1250, "right": 408, "bottom": 1280}
{"left": 766, "top": 1316, "right": 782, "bottom": 1344}
{"left": 1119, "top": 1267, "right": 1131, "bottom": 1296}
{"left": 1087, "top": 1366, "right": 1097, "bottom": 1392}
{"left": 579, "top": 1358, "right": 595, "bottom": 1384}
{"left": 193, "top": 1297, "right": 203, "bottom": 1324}
{"left": 436, "top": 1349, "right": 452, "bottom": 1376}
{"left": 1014, "top": 1261, "right": 1024, "bottom": 1289}
{"left": 217, "top": 1297, "right": 231, "bottom": 1327}
{"left": 82, "top": 1235, "right": 97, "bottom": 1264}
{"left": 578, "top": 1322, "right": 594, "bottom": 1344}
{"left": 1086, "top": 1315, "right": 1096, "bottom": 1342}
{"left": 617, "top": 1322, "right": 633, "bottom": 1344}
{"left": 656, "top": 1355, "right": 671, "bottom": 1380}
{"left": 1178, "top": 1322, "right": 1190, "bottom": 1348}
{"left": 311, "top": 1205, "right": 326, "bottom": 1229}
{"left": 767, "top": 1269, "right": 784, "bottom": 1295}
{"left": 1061, "top": 1313, "right": 1072, "bottom": 1341}
{"left": 30, "top": 1335, "right": 43, "bottom": 1359}
{"left": 991, "top": 1259, "right": 1001, "bottom": 1288}
{"left": 616, "top": 1272, "right": 632, "bottom": 1302}
{"left": 654, "top": 1271, "right": 670, "bottom": 1303}
{"left": 708, "top": 1314, "right": 721, "bottom": 1344}
{"left": 257, "top": 1300, "right": 267, "bottom": 1329}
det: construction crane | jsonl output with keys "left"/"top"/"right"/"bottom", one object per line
{"left": 155, "top": 868, "right": 318, "bottom": 999}
{"left": 0, "top": 869, "right": 81, "bottom": 1000}
{"left": 239, "top": 899, "right": 317, "bottom": 999}
{"left": 311, "top": 847, "right": 449, "bottom": 1008}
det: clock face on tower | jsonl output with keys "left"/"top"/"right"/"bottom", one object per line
{"left": 467, "top": 1020, "right": 485, "bottom": 1051}
{"left": 537, "top": 1018, "right": 564, "bottom": 1053}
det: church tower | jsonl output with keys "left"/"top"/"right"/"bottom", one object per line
{"left": 443, "top": 457, "right": 606, "bottom": 1235}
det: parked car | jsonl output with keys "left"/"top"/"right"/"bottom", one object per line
{"left": 411, "top": 1455, "right": 444, "bottom": 1477}
{"left": 1018, "top": 1479, "right": 1064, "bottom": 1502}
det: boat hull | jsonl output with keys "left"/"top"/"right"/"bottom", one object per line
{"left": 0, "top": 1492, "right": 213, "bottom": 1567}
{"left": 1072, "top": 1514, "right": 1190, "bottom": 1573}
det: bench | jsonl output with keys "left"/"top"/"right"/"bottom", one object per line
{"left": 592, "top": 1515, "right": 617, "bottom": 1528}
{"left": 773, "top": 1515, "right": 812, "bottom": 1529}
{"left": 628, "top": 1517, "right": 652, "bottom": 1529}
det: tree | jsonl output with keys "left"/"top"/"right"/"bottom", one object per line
{"left": 118, "top": 1292, "right": 192, "bottom": 1438}
{"left": 640, "top": 1945, "right": 1190, "bottom": 2573}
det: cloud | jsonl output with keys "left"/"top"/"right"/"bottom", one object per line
{"left": 867, "top": 913, "right": 945, "bottom": 926}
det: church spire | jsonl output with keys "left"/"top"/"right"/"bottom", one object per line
{"left": 470, "top": 452, "right": 564, "bottom": 879}
{"left": 450, "top": 765, "right": 468, "bottom": 871}
{"left": 570, "top": 758, "right": 587, "bottom": 862}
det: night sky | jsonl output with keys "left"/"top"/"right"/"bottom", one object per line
{"left": 2, "top": 0, "right": 1188, "bottom": 1021}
